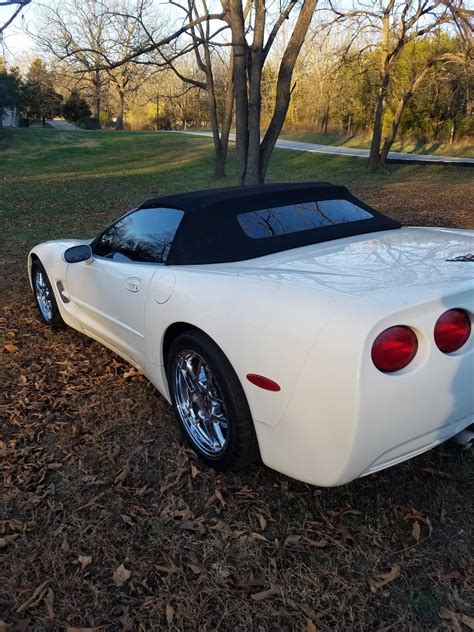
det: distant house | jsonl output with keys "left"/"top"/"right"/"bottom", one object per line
{"left": 1, "top": 106, "right": 19, "bottom": 127}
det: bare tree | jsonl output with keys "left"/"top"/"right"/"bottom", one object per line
{"left": 0, "top": 0, "right": 30, "bottom": 39}
{"left": 31, "top": 0, "right": 157, "bottom": 126}
{"left": 226, "top": 0, "right": 318, "bottom": 184}
{"left": 104, "top": 2, "right": 156, "bottom": 129}
{"left": 31, "top": 0, "right": 110, "bottom": 121}
{"left": 328, "top": 0, "right": 472, "bottom": 170}
{"left": 147, "top": 0, "right": 234, "bottom": 176}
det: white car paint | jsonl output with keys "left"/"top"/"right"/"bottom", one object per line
{"left": 29, "top": 226, "right": 474, "bottom": 486}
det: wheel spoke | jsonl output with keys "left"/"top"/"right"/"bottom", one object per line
{"left": 35, "top": 270, "right": 53, "bottom": 322}
{"left": 180, "top": 366, "right": 196, "bottom": 394}
{"left": 174, "top": 350, "right": 229, "bottom": 457}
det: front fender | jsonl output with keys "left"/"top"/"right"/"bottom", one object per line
{"left": 28, "top": 239, "right": 92, "bottom": 328}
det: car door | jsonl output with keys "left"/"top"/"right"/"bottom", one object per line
{"left": 65, "top": 206, "right": 184, "bottom": 366}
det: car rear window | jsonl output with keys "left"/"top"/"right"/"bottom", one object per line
{"left": 237, "top": 199, "right": 373, "bottom": 239}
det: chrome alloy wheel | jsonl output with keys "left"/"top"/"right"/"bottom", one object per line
{"left": 34, "top": 270, "right": 53, "bottom": 322}
{"left": 174, "top": 350, "right": 229, "bottom": 456}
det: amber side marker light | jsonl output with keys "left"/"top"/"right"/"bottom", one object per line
{"left": 434, "top": 309, "right": 471, "bottom": 353}
{"left": 371, "top": 326, "right": 418, "bottom": 373}
{"left": 246, "top": 374, "right": 281, "bottom": 391}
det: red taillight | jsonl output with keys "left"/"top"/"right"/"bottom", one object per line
{"left": 371, "top": 326, "right": 418, "bottom": 373}
{"left": 246, "top": 374, "right": 281, "bottom": 391}
{"left": 434, "top": 309, "right": 471, "bottom": 353}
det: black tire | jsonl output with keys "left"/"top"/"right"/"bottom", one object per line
{"left": 167, "top": 329, "right": 260, "bottom": 471}
{"left": 31, "top": 259, "right": 64, "bottom": 329}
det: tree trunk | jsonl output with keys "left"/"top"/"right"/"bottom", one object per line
{"left": 92, "top": 69, "right": 101, "bottom": 123}
{"left": 380, "top": 95, "right": 404, "bottom": 165}
{"left": 380, "top": 68, "right": 430, "bottom": 165}
{"left": 154, "top": 95, "right": 159, "bottom": 130}
{"left": 202, "top": 42, "right": 226, "bottom": 178}
{"left": 259, "top": 0, "right": 317, "bottom": 181}
{"left": 115, "top": 89, "right": 125, "bottom": 130}
{"left": 228, "top": 0, "right": 249, "bottom": 185}
{"left": 245, "top": 0, "right": 266, "bottom": 184}
{"left": 368, "top": 86, "right": 386, "bottom": 171}
{"left": 220, "top": 58, "right": 235, "bottom": 168}
{"left": 322, "top": 103, "right": 329, "bottom": 134}
{"left": 368, "top": 10, "right": 390, "bottom": 172}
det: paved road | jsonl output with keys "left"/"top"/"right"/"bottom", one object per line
{"left": 47, "top": 119, "right": 79, "bottom": 131}
{"left": 171, "top": 130, "right": 474, "bottom": 165}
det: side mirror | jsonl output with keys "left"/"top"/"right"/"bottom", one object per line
{"left": 64, "top": 244, "right": 93, "bottom": 264}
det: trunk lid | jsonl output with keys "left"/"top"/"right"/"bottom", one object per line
{"left": 231, "top": 227, "right": 474, "bottom": 305}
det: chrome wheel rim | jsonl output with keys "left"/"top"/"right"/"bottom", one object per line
{"left": 34, "top": 270, "right": 53, "bottom": 322}
{"left": 174, "top": 351, "right": 229, "bottom": 457}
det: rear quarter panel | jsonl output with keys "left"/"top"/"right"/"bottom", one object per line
{"left": 144, "top": 267, "right": 333, "bottom": 425}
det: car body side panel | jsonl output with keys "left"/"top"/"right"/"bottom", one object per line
{"left": 28, "top": 240, "right": 88, "bottom": 332}
{"left": 143, "top": 267, "right": 332, "bottom": 425}
{"left": 66, "top": 257, "right": 158, "bottom": 366}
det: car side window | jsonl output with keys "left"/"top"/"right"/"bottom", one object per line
{"left": 92, "top": 207, "right": 184, "bottom": 264}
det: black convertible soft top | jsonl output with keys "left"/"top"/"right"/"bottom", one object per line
{"left": 138, "top": 182, "right": 400, "bottom": 265}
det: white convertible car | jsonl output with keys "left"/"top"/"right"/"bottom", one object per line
{"left": 28, "top": 182, "right": 473, "bottom": 486}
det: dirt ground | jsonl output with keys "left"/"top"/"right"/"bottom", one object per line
{"left": 1, "top": 132, "right": 473, "bottom": 631}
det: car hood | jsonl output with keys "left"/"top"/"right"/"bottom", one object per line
{"left": 225, "top": 227, "right": 474, "bottom": 302}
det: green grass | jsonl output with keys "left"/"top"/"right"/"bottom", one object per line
{"left": 279, "top": 129, "right": 474, "bottom": 158}
{"left": 1, "top": 128, "right": 472, "bottom": 255}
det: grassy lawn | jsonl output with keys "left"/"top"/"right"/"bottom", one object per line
{"left": 1, "top": 128, "right": 473, "bottom": 630}
{"left": 1, "top": 128, "right": 473, "bottom": 254}
{"left": 279, "top": 129, "right": 474, "bottom": 159}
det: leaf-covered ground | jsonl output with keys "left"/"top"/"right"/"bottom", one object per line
{"left": 1, "top": 129, "right": 473, "bottom": 631}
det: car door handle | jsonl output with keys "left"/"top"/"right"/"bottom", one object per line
{"left": 125, "top": 277, "right": 142, "bottom": 293}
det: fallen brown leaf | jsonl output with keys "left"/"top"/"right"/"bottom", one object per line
{"left": 412, "top": 521, "right": 421, "bottom": 542}
{"left": 335, "top": 523, "right": 354, "bottom": 546}
{"left": 113, "top": 563, "right": 131, "bottom": 587}
{"left": 439, "top": 608, "right": 463, "bottom": 632}
{"left": 305, "top": 620, "right": 317, "bottom": 632}
{"left": 156, "top": 563, "right": 180, "bottom": 575}
{"left": 77, "top": 555, "right": 92, "bottom": 570}
{"left": 0, "top": 534, "right": 20, "bottom": 548}
{"left": 256, "top": 513, "right": 267, "bottom": 530}
{"left": 250, "top": 583, "right": 282, "bottom": 602}
{"left": 4, "top": 342, "right": 19, "bottom": 353}
{"left": 165, "top": 603, "right": 174, "bottom": 626}
{"left": 247, "top": 531, "right": 268, "bottom": 542}
{"left": 441, "top": 570, "right": 464, "bottom": 582}
{"left": 303, "top": 537, "right": 328, "bottom": 548}
{"left": 440, "top": 608, "right": 474, "bottom": 631}
{"left": 121, "top": 514, "right": 134, "bottom": 526}
{"left": 114, "top": 463, "right": 130, "bottom": 485}
{"left": 187, "top": 563, "right": 202, "bottom": 575}
{"left": 44, "top": 586, "right": 55, "bottom": 618}
{"left": 369, "top": 565, "right": 401, "bottom": 592}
